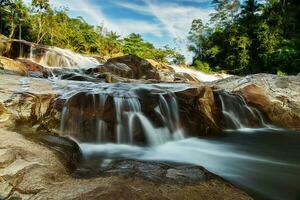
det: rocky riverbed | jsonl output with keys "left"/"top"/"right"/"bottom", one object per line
{"left": 0, "top": 39, "right": 299, "bottom": 200}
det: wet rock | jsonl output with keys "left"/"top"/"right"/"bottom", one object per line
{"left": 213, "top": 74, "right": 300, "bottom": 130}
{"left": 17, "top": 58, "right": 45, "bottom": 76}
{"left": 0, "top": 74, "right": 59, "bottom": 131}
{"left": 175, "top": 86, "right": 222, "bottom": 135}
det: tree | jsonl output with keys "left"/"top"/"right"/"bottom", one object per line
{"left": 188, "top": 0, "right": 300, "bottom": 75}
{"left": 210, "top": 0, "right": 240, "bottom": 27}
{"left": 31, "top": 0, "right": 51, "bottom": 43}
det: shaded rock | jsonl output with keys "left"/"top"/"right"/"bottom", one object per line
{"left": 17, "top": 58, "right": 44, "bottom": 73}
{"left": 175, "top": 86, "right": 221, "bottom": 135}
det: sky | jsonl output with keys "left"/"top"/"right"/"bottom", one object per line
{"left": 25, "top": 0, "right": 214, "bottom": 62}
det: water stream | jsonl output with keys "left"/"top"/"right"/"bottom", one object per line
{"left": 21, "top": 46, "right": 300, "bottom": 200}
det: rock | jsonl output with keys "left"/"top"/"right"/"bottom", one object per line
{"left": 3, "top": 39, "right": 39, "bottom": 60}
{"left": 0, "top": 129, "right": 253, "bottom": 200}
{"left": 17, "top": 58, "right": 45, "bottom": 75}
{"left": 0, "top": 35, "right": 11, "bottom": 56}
{"left": 174, "top": 72, "right": 199, "bottom": 83}
{"left": 213, "top": 74, "right": 300, "bottom": 130}
{"left": 0, "top": 74, "right": 59, "bottom": 131}
{"left": 147, "top": 59, "right": 175, "bottom": 73}
{"left": 0, "top": 56, "right": 28, "bottom": 75}
{"left": 175, "top": 86, "right": 222, "bottom": 135}
{"left": 98, "top": 55, "right": 161, "bottom": 80}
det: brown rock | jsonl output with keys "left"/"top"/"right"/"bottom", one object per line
{"left": 196, "top": 86, "right": 220, "bottom": 132}
{"left": 0, "top": 74, "right": 58, "bottom": 130}
{"left": 237, "top": 84, "right": 300, "bottom": 130}
{"left": 213, "top": 74, "right": 300, "bottom": 130}
{"left": 98, "top": 55, "right": 161, "bottom": 80}
{"left": 0, "top": 56, "right": 28, "bottom": 75}
{"left": 175, "top": 86, "right": 221, "bottom": 135}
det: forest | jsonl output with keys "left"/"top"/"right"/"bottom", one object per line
{"left": 188, "top": 0, "right": 300, "bottom": 75}
{"left": 0, "top": 0, "right": 299, "bottom": 75}
{"left": 0, "top": 0, "right": 183, "bottom": 63}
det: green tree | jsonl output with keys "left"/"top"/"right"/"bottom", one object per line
{"left": 31, "top": 0, "right": 51, "bottom": 43}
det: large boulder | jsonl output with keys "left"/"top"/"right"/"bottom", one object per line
{"left": 98, "top": 55, "right": 161, "bottom": 80}
{"left": 0, "top": 74, "right": 59, "bottom": 131}
{"left": 213, "top": 74, "right": 300, "bottom": 130}
{"left": 176, "top": 86, "right": 221, "bottom": 135}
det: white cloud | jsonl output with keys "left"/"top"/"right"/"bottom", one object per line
{"left": 116, "top": 1, "right": 213, "bottom": 63}
{"left": 117, "top": 1, "right": 213, "bottom": 39}
{"left": 25, "top": 0, "right": 213, "bottom": 63}
{"left": 42, "top": 0, "right": 163, "bottom": 37}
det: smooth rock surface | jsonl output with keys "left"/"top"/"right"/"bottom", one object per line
{"left": 213, "top": 74, "right": 300, "bottom": 130}
{"left": 0, "top": 56, "right": 28, "bottom": 76}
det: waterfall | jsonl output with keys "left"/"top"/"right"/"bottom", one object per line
{"left": 217, "top": 91, "right": 270, "bottom": 129}
{"left": 26, "top": 46, "right": 101, "bottom": 69}
{"left": 59, "top": 83, "right": 185, "bottom": 147}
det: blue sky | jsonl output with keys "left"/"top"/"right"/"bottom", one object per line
{"left": 26, "top": 0, "right": 214, "bottom": 62}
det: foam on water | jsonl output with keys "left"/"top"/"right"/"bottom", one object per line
{"left": 78, "top": 128, "right": 300, "bottom": 200}
{"left": 170, "top": 64, "right": 231, "bottom": 82}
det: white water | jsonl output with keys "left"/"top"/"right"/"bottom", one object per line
{"left": 78, "top": 128, "right": 300, "bottom": 200}
{"left": 27, "top": 46, "right": 101, "bottom": 69}
{"left": 27, "top": 44, "right": 299, "bottom": 200}
{"left": 59, "top": 83, "right": 186, "bottom": 146}
{"left": 217, "top": 92, "right": 271, "bottom": 129}
{"left": 171, "top": 65, "right": 231, "bottom": 82}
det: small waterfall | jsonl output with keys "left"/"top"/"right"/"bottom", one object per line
{"left": 26, "top": 46, "right": 100, "bottom": 69}
{"left": 217, "top": 92, "right": 270, "bottom": 129}
{"left": 59, "top": 84, "right": 185, "bottom": 147}
{"left": 114, "top": 97, "right": 141, "bottom": 144}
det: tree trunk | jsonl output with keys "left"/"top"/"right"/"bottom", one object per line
{"left": 9, "top": 18, "right": 15, "bottom": 39}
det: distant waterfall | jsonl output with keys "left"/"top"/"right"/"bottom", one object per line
{"left": 217, "top": 91, "right": 270, "bottom": 129}
{"left": 59, "top": 83, "right": 185, "bottom": 147}
{"left": 24, "top": 46, "right": 101, "bottom": 69}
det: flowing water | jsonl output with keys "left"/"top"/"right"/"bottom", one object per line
{"left": 170, "top": 64, "right": 231, "bottom": 82}
{"left": 21, "top": 46, "right": 300, "bottom": 200}
{"left": 54, "top": 79, "right": 300, "bottom": 200}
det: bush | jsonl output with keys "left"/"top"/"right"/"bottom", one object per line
{"left": 192, "top": 60, "right": 212, "bottom": 73}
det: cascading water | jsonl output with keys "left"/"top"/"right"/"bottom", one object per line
{"left": 27, "top": 46, "right": 100, "bottom": 69}
{"left": 28, "top": 45, "right": 298, "bottom": 200}
{"left": 217, "top": 91, "right": 271, "bottom": 129}
{"left": 59, "top": 83, "right": 186, "bottom": 147}
{"left": 19, "top": 45, "right": 102, "bottom": 80}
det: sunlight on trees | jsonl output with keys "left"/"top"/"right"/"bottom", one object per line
{"left": 188, "top": 0, "right": 300, "bottom": 75}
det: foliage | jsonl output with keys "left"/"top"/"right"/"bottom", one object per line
{"left": 0, "top": 0, "right": 182, "bottom": 63}
{"left": 192, "top": 60, "right": 212, "bottom": 73}
{"left": 188, "top": 0, "right": 300, "bottom": 75}
{"left": 123, "top": 33, "right": 177, "bottom": 62}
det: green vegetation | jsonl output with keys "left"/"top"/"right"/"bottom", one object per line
{"left": 0, "top": 0, "right": 181, "bottom": 63}
{"left": 188, "top": 0, "right": 300, "bottom": 75}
